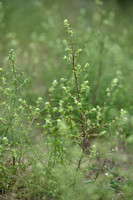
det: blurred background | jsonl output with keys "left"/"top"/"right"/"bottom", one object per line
{"left": 0, "top": 0, "right": 133, "bottom": 126}
{"left": 1, "top": 0, "right": 133, "bottom": 42}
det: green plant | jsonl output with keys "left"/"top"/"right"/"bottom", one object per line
{"left": 0, "top": 4, "right": 132, "bottom": 198}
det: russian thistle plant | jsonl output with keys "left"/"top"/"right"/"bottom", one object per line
{"left": 39, "top": 19, "right": 127, "bottom": 170}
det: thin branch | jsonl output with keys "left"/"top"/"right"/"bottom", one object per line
{"left": 69, "top": 35, "right": 86, "bottom": 149}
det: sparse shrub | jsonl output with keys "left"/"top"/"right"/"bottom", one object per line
{"left": 0, "top": 1, "right": 133, "bottom": 199}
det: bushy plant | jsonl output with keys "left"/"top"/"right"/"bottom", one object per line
{"left": 1, "top": 0, "right": 133, "bottom": 199}
{"left": 0, "top": 16, "right": 132, "bottom": 199}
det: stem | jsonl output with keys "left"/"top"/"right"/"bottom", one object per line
{"left": 12, "top": 58, "right": 17, "bottom": 93}
{"left": 77, "top": 152, "right": 84, "bottom": 170}
{"left": 70, "top": 36, "right": 86, "bottom": 147}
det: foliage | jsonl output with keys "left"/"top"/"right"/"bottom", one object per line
{"left": 0, "top": 0, "right": 133, "bottom": 199}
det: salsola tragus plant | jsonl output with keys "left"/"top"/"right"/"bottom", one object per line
{"left": 36, "top": 19, "right": 127, "bottom": 169}
{"left": 0, "top": 18, "right": 128, "bottom": 199}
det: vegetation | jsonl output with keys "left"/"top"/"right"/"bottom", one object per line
{"left": 0, "top": 0, "right": 133, "bottom": 199}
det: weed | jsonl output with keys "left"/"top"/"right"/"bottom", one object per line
{"left": 0, "top": 1, "right": 133, "bottom": 199}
